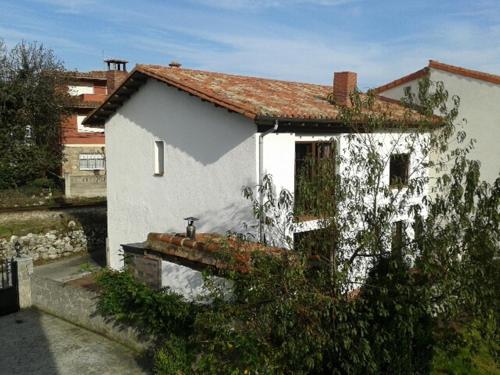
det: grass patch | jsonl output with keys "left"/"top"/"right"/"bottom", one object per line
{"left": 0, "top": 186, "right": 63, "bottom": 208}
{"left": 0, "top": 186, "right": 106, "bottom": 209}
{"left": 432, "top": 324, "right": 500, "bottom": 374}
{"left": 0, "top": 218, "right": 73, "bottom": 239}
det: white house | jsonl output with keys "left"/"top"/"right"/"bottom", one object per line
{"left": 84, "top": 64, "right": 431, "bottom": 270}
{"left": 374, "top": 60, "right": 500, "bottom": 184}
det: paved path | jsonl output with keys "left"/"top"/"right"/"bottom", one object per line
{"left": 34, "top": 253, "right": 104, "bottom": 282}
{"left": 0, "top": 309, "right": 151, "bottom": 375}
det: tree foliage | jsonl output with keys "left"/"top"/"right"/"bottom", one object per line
{"left": 0, "top": 39, "right": 71, "bottom": 188}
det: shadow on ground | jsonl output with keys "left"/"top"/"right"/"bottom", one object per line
{"left": 0, "top": 309, "right": 151, "bottom": 375}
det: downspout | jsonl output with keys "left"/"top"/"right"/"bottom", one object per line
{"left": 258, "top": 119, "right": 279, "bottom": 243}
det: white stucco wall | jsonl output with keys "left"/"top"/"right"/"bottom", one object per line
{"left": 336, "top": 131, "right": 429, "bottom": 217}
{"left": 429, "top": 69, "right": 500, "bottom": 183}
{"left": 106, "top": 79, "right": 258, "bottom": 269}
{"left": 161, "top": 260, "right": 232, "bottom": 302}
{"left": 377, "top": 78, "right": 421, "bottom": 104}
{"left": 378, "top": 70, "right": 500, "bottom": 183}
{"left": 262, "top": 131, "right": 429, "bottom": 242}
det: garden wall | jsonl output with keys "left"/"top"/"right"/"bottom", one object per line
{"left": 31, "top": 274, "right": 151, "bottom": 352}
{"left": 0, "top": 206, "right": 106, "bottom": 262}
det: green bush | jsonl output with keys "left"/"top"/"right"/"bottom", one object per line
{"left": 30, "top": 177, "right": 56, "bottom": 189}
{"left": 96, "top": 269, "right": 197, "bottom": 337}
{"left": 154, "top": 335, "right": 194, "bottom": 375}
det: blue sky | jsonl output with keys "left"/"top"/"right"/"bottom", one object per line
{"left": 1, "top": 0, "right": 500, "bottom": 89}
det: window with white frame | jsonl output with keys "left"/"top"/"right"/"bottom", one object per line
{"left": 154, "top": 140, "right": 165, "bottom": 175}
{"left": 77, "top": 115, "right": 104, "bottom": 133}
{"left": 68, "top": 85, "right": 94, "bottom": 96}
{"left": 79, "top": 153, "right": 105, "bottom": 171}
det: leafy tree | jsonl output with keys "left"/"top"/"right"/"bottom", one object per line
{"left": 0, "top": 39, "right": 71, "bottom": 189}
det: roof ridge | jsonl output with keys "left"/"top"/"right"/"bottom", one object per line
{"left": 138, "top": 64, "right": 331, "bottom": 89}
{"left": 429, "top": 60, "right": 500, "bottom": 85}
{"left": 372, "top": 67, "right": 429, "bottom": 94}
{"left": 374, "top": 60, "right": 500, "bottom": 94}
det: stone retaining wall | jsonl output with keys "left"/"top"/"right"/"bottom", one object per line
{"left": 0, "top": 206, "right": 106, "bottom": 262}
{"left": 0, "top": 228, "right": 87, "bottom": 261}
{"left": 31, "top": 274, "right": 152, "bottom": 352}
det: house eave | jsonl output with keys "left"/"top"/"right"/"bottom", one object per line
{"left": 82, "top": 69, "right": 149, "bottom": 126}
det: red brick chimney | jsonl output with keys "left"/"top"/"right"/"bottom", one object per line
{"left": 333, "top": 71, "right": 357, "bottom": 107}
{"left": 104, "top": 58, "right": 128, "bottom": 93}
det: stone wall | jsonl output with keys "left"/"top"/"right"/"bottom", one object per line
{"left": 32, "top": 274, "right": 151, "bottom": 352}
{"left": 0, "top": 227, "right": 87, "bottom": 261}
{"left": 62, "top": 145, "right": 106, "bottom": 177}
{"left": 62, "top": 145, "right": 107, "bottom": 198}
{"left": 0, "top": 206, "right": 106, "bottom": 263}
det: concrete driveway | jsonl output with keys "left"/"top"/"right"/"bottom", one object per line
{"left": 0, "top": 309, "right": 151, "bottom": 375}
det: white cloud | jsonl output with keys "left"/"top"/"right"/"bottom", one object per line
{"left": 190, "top": 0, "right": 357, "bottom": 10}
{"left": 4, "top": 0, "right": 500, "bottom": 89}
{"left": 33, "top": 0, "right": 96, "bottom": 14}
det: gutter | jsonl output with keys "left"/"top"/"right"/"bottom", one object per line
{"left": 258, "top": 119, "right": 279, "bottom": 243}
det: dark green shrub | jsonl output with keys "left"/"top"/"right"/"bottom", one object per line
{"left": 30, "top": 177, "right": 56, "bottom": 189}
{"left": 359, "top": 255, "right": 434, "bottom": 374}
{"left": 96, "top": 269, "right": 197, "bottom": 337}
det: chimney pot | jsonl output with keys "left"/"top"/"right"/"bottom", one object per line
{"left": 333, "top": 71, "right": 357, "bottom": 107}
{"left": 104, "top": 58, "right": 128, "bottom": 72}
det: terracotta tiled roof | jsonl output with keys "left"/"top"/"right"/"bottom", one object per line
{"left": 141, "top": 65, "right": 417, "bottom": 120}
{"left": 146, "top": 232, "right": 285, "bottom": 273}
{"left": 428, "top": 60, "right": 500, "bottom": 85}
{"left": 374, "top": 60, "right": 500, "bottom": 94}
{"left": 84, "top": 64, "right": 424, "bottom": 126}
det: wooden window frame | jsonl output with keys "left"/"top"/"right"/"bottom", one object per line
{"left": 389, "top": 153, "right": 410, "bottom": 187}
{"left": 295, "top": 141, "right": 336, "bottom": 218}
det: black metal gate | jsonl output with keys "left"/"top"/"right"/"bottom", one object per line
{"left": 0, "top": 258, "right": 19, "bottom": 315}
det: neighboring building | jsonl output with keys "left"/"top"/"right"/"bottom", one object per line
{"left": 374, "top": 60, "right": 500, "bottom": 184}
{"left": 84, "top": 64, "right": 431, "bottom": 269}
{"left": 62, "top": 59, "right": 128, "bottom": 197}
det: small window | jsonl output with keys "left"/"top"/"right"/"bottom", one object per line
{"left": 154, "top": 140, "right": 165, "bottom": 176}
{"left": 68, "top": 85, "right": 94, "bottom": 96}
{"left": 389, "top": 153, "right": 410, "bottom": 187}
{"left": 79, "top": 153, "right": 105, "bottom": 171}
{"left": 77, "top": 115, "right": 104, "bottom": 133}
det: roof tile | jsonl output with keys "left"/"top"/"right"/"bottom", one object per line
{"left": 85, "top": 64, "right": 425, "bottom": 126}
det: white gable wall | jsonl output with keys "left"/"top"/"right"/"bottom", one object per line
{"left": 429, "top": 68, "right": 500, "bottom": 183}
{"left": 376, "top": 78, "right": 421, "bottom": 103}
{"left": 378, "top": 70, "right": 500, "bottom": 183}
{"left": 105, "top": 79, "right": 258, "bottom": 269}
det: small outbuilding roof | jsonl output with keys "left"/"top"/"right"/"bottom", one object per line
{"left": 83, "top": 64, "right": 426, "bottom": 127}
